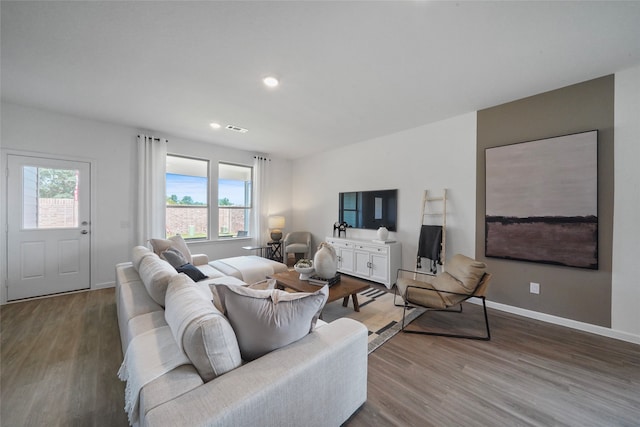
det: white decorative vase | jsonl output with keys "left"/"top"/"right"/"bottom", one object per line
{"left": 377, "top": 226, "right": 389, "bottom": 241}
{"left": 313, "top": 242, "right": 337, "bottom": 279}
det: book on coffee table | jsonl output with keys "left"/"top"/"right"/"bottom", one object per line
{"left": 308, "top": 273, "right": 341, "bottom": 287}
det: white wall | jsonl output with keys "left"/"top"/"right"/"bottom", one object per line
{"left": 1, "top": 102, "right": 137, "bottom": 302}
{"left": 0, "top": 102, "right": 292, "bottom": 303}
{"left": 612, "top": 65, "right": 640, "bottom": 336}
{"left": 291, "top": 112, "right": 477, "bottom": 271}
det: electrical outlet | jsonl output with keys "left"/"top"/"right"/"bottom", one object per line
{"left": 530, "top": 282, "right": 540, "bottom": 294}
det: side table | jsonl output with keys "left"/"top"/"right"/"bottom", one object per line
{"left": 267, "top": 241, "right": 283, "bottom": 263}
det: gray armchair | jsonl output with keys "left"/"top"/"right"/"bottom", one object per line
{"left": 283, "top": 231, "right": 311, "bottom": 262}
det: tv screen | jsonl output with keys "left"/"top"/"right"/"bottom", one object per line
{"left": 339, "top": 189, "right": 397, "bottom": 231}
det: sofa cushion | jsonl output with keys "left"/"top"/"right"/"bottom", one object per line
{"left": 216, "top": 284, "right": 328, "bottom": 362}
{"left": 138, "top": 255, "right": 178, "bottom": 306}
{"left": 446, "top": 254, "right": 486, "bottom": 293}
{"left": 132, "top": 246, "right": 156, "bottom": 271}
{"left": 164, "top": 274, "right": 242, "bottom": 382}
{"left": 285, "top": 243, "right": 308, "bottom": 254}
{"left": 432, "top": 272, "right": 470, "bottom": 306}
{"left": 127, "top": 311, "right": 168, "bottom": 342}
{"left": 150, "top": 234, "right": 192, "bottom": 264}
{"left": 196, "top": 264, "right": 226, "bottom": 279}
{"left": 117, "top": 278, "right": 164, "bottom": 351}
{"left": 138, "top": 365, "right": 203, "bottom": 427}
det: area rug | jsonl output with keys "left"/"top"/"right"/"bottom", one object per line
{"left": 321, "top": 287, "right": 427, "bottom": 354}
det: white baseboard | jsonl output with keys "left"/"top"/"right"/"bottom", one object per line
{"left": 468, "top": 298, "right": 640, "bottom": 345}
{"left": 93, "top": 281, "right": 115, "bottom": 290}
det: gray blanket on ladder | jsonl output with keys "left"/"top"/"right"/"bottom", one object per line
{"left": 417, "top": 225, "right": 442, "bottom": 273}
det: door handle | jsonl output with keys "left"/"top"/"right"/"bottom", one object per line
{"left": 81, "top": 230, "right": 89, "bottom": 235}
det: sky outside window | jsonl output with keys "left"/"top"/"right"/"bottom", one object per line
{"left": 166, "top": 173, "right": 208, "bottom": 204}
{"left": 166, "top": 174, "right": 247, "bottom": 205}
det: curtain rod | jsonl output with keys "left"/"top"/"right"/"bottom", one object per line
{"left": 253, "top": 155, "right": 271, "bottom": 161}
{"left": 137, "top": 134, "right": 165, "bottom": 142}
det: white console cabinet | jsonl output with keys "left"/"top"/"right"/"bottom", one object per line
{"left": 326, "top": 236, "right": 402, "bottom": 289}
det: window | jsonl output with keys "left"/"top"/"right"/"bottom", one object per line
{"left": 166, "top": 155, "right": 209, "bottom": 240}
{"left": 23, "top": 166, "right": 80, "bottom": 229}
{"left": 218, "top": 163, "right": 252, "bottom": 238}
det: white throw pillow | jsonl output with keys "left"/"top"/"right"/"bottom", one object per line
{"left": 216, "top": 284, "right": 328, "bottom": 361}
{"left": 164, "top": 274, "right": 242, "bottom": 382}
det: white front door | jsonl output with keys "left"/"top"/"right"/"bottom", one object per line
{"left": 6, "top": 155, "right": 91, "bottom": 300}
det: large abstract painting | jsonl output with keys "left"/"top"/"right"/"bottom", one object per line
{"left": 485, "top": 130, "right": 598, "bottom": 269}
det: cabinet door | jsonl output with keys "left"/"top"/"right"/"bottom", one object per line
{"left": 354, "top": 249, "right": 371, "bottom": 277}
{"left": 370, "top": 253, "right": 389, "bottom": 284}
{"left": 338, "top": 246, "right": 355, "bottom": 273}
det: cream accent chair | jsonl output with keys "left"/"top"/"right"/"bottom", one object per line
{"left": 283, "top": 231, "right": 311, "bottom": 262}
{"left": 395, "top": 254, "right": 492, "bottom": 340}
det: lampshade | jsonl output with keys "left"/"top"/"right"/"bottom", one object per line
{"left": 268, "top": 216, "right": 285, "bottom": 242}
{"left": 268, "top": 216, "right": 285, "bottom": 229}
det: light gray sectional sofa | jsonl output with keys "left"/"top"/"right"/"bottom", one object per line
{"left": 115, "top": 244, "right": 368, "bottom": 427}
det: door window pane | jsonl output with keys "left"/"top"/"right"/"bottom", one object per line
{"left": 218, "top": 163, "right": 252, "bottom": 238}
{"left": 166, "top": 155, "right": 209, "bottom": 240}
{"left": 23, "top": 167, "right": 79, "bottom": 229}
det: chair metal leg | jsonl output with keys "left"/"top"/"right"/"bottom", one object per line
{"left": 393, "top": 285, "right": 405, "bottom": 307}
{"left": 400, "top": 297, "right": 491, "bottom": 341}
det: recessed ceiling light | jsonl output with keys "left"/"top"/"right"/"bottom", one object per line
{"left": 263, "top": 76, "right": 279, "bottom": 88}
{"left": 209, "top": 122, "right": 221, "bottom": 129}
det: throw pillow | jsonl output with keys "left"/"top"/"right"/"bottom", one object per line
{"left": 246, "top": 278, "right": 277, "bottom": 290}
{"left": 149, "top": 234, "right": 192, "bottom": 264}
{"left": 216, "top": 284, "right": 328, "bottom": 361}
{"left": 164, "top": 274, "right": 242, "bottom": 382}
{"left": 162, "top": 247, "right": 188, "bottom": 268}
{"left": 176, "top": 263, "right": 208, "bottom": 282}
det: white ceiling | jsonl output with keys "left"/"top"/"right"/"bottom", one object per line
{"left": 2, "top": 1, "right": 640, "bottom": 159}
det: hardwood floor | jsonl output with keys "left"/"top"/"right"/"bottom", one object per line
{"left": 1, "top": 289, "right": 127, "bottom": 427}
{"left": 2, "top": 288, "right": 639, "bottom": 426}
{"left": 348, "top": 303, "right": 640, "bottom": 427}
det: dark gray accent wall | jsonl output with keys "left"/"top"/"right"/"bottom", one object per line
{"left": 476, "top": 75, "right": 614, "bottom": 327}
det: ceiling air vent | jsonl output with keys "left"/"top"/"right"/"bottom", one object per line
{"left": 225, "top": 124, "right": 249, "bottom": 133}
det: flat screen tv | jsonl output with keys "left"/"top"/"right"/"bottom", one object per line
{"left": 339, "top": 189, "right": 398, "bottom": 232}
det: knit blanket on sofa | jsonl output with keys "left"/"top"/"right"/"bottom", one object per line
{"left": 118, "top": 326, "right": 190, "bottom": 426}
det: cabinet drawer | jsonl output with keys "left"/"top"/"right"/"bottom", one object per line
{"left": 328, "top": 240, "right": 352, "bottom": 249}
{"left": 354, "top": 244, "right": 388, "bottom": 254}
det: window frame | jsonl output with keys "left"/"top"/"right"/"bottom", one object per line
{"left": 217, "top": 161, "right": 253, "bottom": 239}
{"left": 165, "top": 154, "right": 210, "bottom": 241}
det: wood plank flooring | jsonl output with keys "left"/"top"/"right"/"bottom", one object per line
{"left": 1, "top": 289, "right": 127, "bottom": 427}
{"left": 2, "top": 288, "right": 639, "bottom": 426}
{"left": 349, "top": 303, "right": 640, "bottom": 427}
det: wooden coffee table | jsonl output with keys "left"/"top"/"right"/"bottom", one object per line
{"left": 269, "top": 270, "right": 370, "bottom": 312}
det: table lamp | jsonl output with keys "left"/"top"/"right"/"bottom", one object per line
{"left": 268, "top": 216, "right": 285, "bottom": 242}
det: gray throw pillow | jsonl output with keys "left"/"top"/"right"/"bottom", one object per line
{"left": 161, "top": 247, "right": 188, "bottom": 268}
{"left": 216, "top": 284, "right": 328, "bottom": 361}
